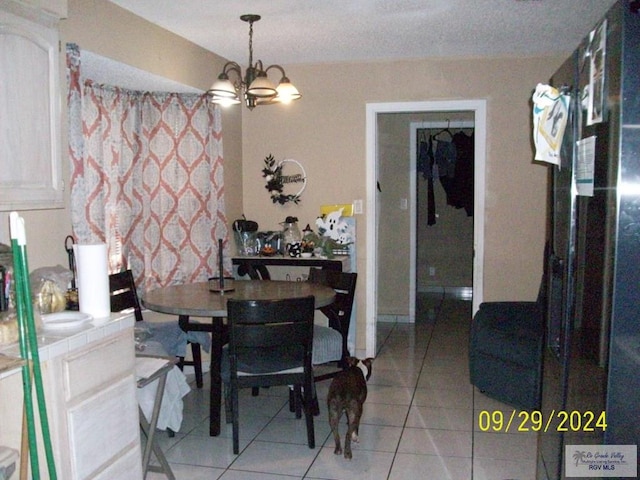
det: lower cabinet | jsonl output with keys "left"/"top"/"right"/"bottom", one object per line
{"left": 0, "top": 318, "right": 142, "bottom": 479}
{"left": 48, "top": 329, "right": 142, "bottom": 479}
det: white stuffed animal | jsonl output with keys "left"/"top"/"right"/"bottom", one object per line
{"left": 337, "top": 231, "right": 352, "bottom": 245}
{"left": 316, "top": 208, "right": 349, "bottom": 243}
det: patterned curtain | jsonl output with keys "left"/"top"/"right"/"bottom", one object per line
{"left": 67, "top": 44, "right": 229, "bottom": 292}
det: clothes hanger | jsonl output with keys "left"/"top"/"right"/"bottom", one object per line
{"left": 433, "top": 120, "right": 453, "bottom": 142}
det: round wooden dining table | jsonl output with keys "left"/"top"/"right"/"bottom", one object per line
{"left": 141, "top": 279, "right": 336, "bottom": 436}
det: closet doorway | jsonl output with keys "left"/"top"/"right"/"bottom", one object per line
{"left": 365, "top": 100, "right": 486, "bottom": 358}
{"left": 412, "top": 117, "right": 475, "bottom": 301}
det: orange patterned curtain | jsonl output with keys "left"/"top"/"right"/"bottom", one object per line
{"left": 67, "top": 44, "right": 229, "bottom": 292}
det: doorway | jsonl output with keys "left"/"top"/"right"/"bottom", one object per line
{"left": 412, "top": 117, "right": 475, "bottom": 300}
{"left": 365, "top": 100, "right": 487, "bottom": 358}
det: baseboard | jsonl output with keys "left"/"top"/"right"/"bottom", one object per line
{"left": 418, "top": 286, "right": 473, "bottom": 300}
{"left": 377, "top": 314, "right": 411, "bottom": 323}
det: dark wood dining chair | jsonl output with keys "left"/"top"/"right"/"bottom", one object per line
{"left": 222, "top": 296, "right": 316, "bottom": 455}
{"left": 108, "top": 270, "right": 209, "bottom": 389}
{"left": 109, "top": 270, "right": 144, "bottom": 322}
{"left": 308, "top": 268, "right": 358, "bottom": 381}
{"left": 177, "top": 276, "right": 236, "bottom": 389}
{"left": 176, "top": 320, "right": 205, "bottom": 389}
{"left": 282, "top": 268, "right": 357, "bottom": 415}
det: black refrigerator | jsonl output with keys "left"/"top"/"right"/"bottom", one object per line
{"left": 537, "top": 2, "right": 640, "bottom": 479}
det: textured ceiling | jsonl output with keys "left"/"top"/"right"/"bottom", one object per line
{"left": 108, "top": 0, "right": 617, "bottom": 65}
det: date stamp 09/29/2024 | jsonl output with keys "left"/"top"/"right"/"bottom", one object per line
{"left": 477, "top": 410, "right": 637, "bottom": 478}
{"left": 477, "top": 409, "right": 607, "bottom": 433}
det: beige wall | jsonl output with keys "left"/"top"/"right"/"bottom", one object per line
{"left": 0, "top": 0, "right": 243, "bottom": 272}
{"left": 376, "top": 113, "right": 413, "bottom": 316}
{"left": 2, "top": 0, "right": 568, "bottom": 356}
{"left": 241, "top": 56, "right": 565, "bottom": 352}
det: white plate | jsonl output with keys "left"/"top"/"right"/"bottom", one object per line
{"left": 41, "top": 312, "right": 93, "bottom": 330}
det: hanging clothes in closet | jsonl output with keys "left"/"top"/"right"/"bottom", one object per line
{"left": 433, "top": 127, "right": 457, "bottom": 206}
{"left": 418, "top": 126, "right": 474, "bottom": 225}
{"left": 450, "top": 130, "right": 474, "bottom": 216}
{"left": 417, "top": 131, "right": 436, "bottom": 225}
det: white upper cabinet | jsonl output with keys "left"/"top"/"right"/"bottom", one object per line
{"left": 0, "top": 2, "right": 63, "bottom": 210}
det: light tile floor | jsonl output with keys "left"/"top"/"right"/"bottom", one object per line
{"left": 147, "top": 293, "right": 538, "bottom": 479}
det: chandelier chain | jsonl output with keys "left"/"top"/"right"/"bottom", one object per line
{"left": 248, "top": 20, "right": 254, "bottom": 68}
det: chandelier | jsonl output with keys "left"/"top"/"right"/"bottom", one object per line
{"left": 208, "top": 14, "right": 301, "bottom": 110}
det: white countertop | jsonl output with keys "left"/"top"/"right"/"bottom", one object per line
{"left": 0, "top": 311, "right": 135, "bottom": 379}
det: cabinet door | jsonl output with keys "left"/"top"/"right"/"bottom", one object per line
{"left": 0, "top": 6, "right": 63, "bottom": 210}
{"left": 67, "top": 375, "right": 140, "bottom": 480}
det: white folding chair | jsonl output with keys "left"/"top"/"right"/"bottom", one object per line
{"left": 135, "top": 355, "right": 176, "bottom": 480}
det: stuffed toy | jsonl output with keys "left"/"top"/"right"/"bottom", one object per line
{"left": 315, "top": 207, "right": 350, "bottom": 243}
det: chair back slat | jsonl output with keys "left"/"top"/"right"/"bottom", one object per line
{"left": 227, "top": 296, "right": 314, "bottom": 352}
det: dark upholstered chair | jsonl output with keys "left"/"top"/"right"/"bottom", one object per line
{"left": 221, "top": 296, "right": 316, "bottom": 455}
{"left": 469, "top": 276, "right": 545, "bottom": 410}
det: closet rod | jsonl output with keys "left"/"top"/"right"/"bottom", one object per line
{"left": 416, "top": 120, "right": 475, "bottom": 129}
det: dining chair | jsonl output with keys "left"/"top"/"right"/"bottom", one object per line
{"left": 176, "top": 319, "right": 205, "bottom": 389}
{"left": 286, "top": 268, "right": 356, "bottom": 415}
{"left": 176, "top": 276, "right": 234, "bottom": 389}
{"left": 109, "top": 270, "right": 144, "bottom": 322}
{"left": 109, "top": 270, "right": 210, "bottom": 389}
{"left": 109, "top": 270, "right": 172, "bottom": 356}
{"left": 308, "top": 268, "right": 358, "bottom": 380}
{"left": 222, "top": 296, "right": 316, "bottom": 455}
{"left": 108, "top": 271, "right": 193, "bottom": 434}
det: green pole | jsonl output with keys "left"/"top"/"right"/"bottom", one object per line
{"left": 11, "top": 235, "right": 40, "bottom": 479}
{"left": 10, "top": 213, "right": 58, "bottom": 479}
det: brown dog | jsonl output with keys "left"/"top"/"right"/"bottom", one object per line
{"left": 327, "top": 357, "right": 373, "bottom": 459}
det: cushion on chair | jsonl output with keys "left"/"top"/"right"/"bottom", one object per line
{"left": 312, "top": 325, "right": 343, "bottom": 365}
{"left": 221, "top": 345, "right": 305, "bottom": 382}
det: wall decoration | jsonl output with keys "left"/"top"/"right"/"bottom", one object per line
{"left": 531, "top": 83, "right": 570, "bottom": 166}
{"left": 262, "top": 154, "right": 307, "bottom": 204}
{"left": 312, "top": 206, "right": 354, "bottom": 258}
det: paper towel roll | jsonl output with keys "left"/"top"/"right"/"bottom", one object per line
{"left": 73, "top": 243, "right": 111, "bottom": 319}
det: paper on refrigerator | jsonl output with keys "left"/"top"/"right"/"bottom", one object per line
{"left": 576, "top": 136, "right": 596, "bottom": 197}
{"left": 532, "top": 83, "right": 570, "bottom": 165}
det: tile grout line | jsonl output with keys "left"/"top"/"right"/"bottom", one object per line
{"left": 385, "top": 290, "right": 443, "bottom": 480}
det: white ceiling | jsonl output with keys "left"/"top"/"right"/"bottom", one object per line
{"left": 108, "top": 0, "right": 617, "bottom": 65}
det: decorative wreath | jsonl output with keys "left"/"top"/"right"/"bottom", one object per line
{"left": 262, "top": 154, "right": 307, "bottom": 205}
